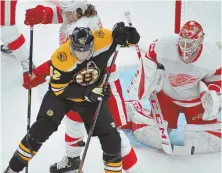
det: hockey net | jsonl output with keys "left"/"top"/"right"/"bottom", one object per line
{"left": 174, "top": 0, "right": 221, "bottom": 46}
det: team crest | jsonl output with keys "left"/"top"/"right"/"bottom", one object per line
{"left": 47, "top": 110, "right": 54, "bottom": 116}
{"left": 74, "top": 67, "right": 100, "bottom": 86}
{"left": 94, "top": 30, "right": 105, "bottom": 38}
{"left": 57, "top": 52, "right": 67, "bottom": 62}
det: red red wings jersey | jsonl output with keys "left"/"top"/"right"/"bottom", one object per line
{"left": 1, "top": 0, "right": 17, "bottom": 26}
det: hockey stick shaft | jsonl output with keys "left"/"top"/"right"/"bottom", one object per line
{"left": 25, "top": 26, "right": 34, "bottom": 173}
{"left": 124, "top": 11, "right": 142, "bottom": 59}
{"left": 150, "top": 92, "right": 173, "bottom": 154}
{"left": 78, "top": 45, "right": 121, "bottom": 173}
{"left": 124, "top": 11, "right": 173, "bottom": 154}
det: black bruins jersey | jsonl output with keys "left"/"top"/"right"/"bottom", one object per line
{"left": 49, "top": 28, "right": 117, "bottom": 102}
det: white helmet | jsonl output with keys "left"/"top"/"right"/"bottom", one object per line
{"left": 60, "top": 0, "right": 87, "bottom": 12}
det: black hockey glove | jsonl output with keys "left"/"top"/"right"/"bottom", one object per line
{"left": 112, "top": 22, "right": 140, "bottom": 46}
{"left": 85, "top": 85, "right": 110, "bottom": 103}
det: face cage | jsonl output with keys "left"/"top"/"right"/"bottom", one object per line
{"left": 178, "top": 36, "right": 203, "bottom": 63}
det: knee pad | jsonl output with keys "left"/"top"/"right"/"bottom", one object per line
{"left": 98, "top": 129, "right": 121, "bottom": 161}
{"left": 29, "top": 118, "right": 58, "bottom": 143}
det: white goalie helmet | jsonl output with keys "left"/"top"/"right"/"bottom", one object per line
{"left": 60, "top": 0, "right": 88, "bottom": 12}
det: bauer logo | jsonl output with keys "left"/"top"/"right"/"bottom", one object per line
{"left": 74, "top": 67, "right": 100, "bottom": 86}
{"left": 168, "top": 73, "right": 199, "bottom": 87}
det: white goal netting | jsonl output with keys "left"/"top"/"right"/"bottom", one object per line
{"left": 175, "top": 0, "right": 221, "bottom": 45}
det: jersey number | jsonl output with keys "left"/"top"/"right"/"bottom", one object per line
{"left": 50, "top": 66, "right": 61, "bottom": 80}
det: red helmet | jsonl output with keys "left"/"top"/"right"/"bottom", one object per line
{"left": 178, "top": 21, "right": 204, "bottom": 63}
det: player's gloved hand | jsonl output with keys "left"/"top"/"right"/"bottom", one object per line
{"left": 112, "top": 22, "right": 140, "bottom": 46}
{"left": 200, "top": 82, "right": 221, "bottom": 121}
{"left": 23, "top": 69, "right": 46, "bottom": 89}
{"left": 24, "top": 5, "right": 53, "bottom": 25}
{"left": 85, "top": 85, "right": 110, "bottom": 102}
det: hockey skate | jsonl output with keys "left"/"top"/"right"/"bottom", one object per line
{"left": 3, "top": 167, "right": 18, "bottom": 173}
{"left": 1, "top": 45, "right": 15, "bottom": 58}
{"left": 50, "top": 156, "right": 82, "bottom": 173}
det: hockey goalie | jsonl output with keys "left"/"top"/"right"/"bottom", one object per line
{"left": 127, "top": 21, "right": 221, "bottom": 154}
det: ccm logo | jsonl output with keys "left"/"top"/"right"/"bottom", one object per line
{"left": 132, "top": 101, "right": 143, "bottom": 113}
{"left": 150, "top": 99, "right": 167, "bottom": 139}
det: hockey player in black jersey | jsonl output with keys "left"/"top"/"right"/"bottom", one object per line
{"left": 4, "top": 22, "right": 140, "bottom": 173}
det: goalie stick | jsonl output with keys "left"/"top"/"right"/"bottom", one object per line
{"left": 124, "top": 11, "right": 195, "bottom": 155}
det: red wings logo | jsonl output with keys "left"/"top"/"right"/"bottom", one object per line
{"left": 59, "top": 32, "right": 67, "bottom": 45}
{"left": 168, "top": 73, "right": 199, "bottom": 87}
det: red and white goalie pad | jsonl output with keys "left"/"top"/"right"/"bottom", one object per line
{"left": 183, "top": 123, "right": 221, "bottom": 154}
{"left": 127, "top": 57, "right": 164, "bottom": 100}
{"left": 125, "top": 100, "right": 167, "bottom": 149}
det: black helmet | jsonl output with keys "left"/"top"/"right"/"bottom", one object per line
{"left": 70, "top": 27, "right": 94, "bottom": 62}
{"left": 70, "top": 27, "right": 94, "bottom": 52}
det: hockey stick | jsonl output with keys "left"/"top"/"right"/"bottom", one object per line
{"left": 25, "top": 26, "right": 34, "bottom": 173}
{"left": 78, "top": 44, "right": 122, "bottom": 173}
{"left": 124, "top": 11, "right": 174, "bottom": 154}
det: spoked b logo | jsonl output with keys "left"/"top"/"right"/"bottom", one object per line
{"left": 74, "top": 67, "right": 100, "bottom": 86}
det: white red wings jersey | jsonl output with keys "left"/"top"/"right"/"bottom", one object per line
{"left": 1, "top": 0, "right": 17, "bottom": 26}
{"left": 146, "top": 35, "right": 221, "bottom": 107}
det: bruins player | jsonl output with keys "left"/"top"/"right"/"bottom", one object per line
{"left": 4, "top": 22, "right": 140, "bottom": 173}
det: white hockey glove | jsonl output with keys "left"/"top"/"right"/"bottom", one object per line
{"left": 200, "top": 82, "right": 222, "bottom": 121}
{"left": 127, "top": 56, "right": 164, "bottom": 100}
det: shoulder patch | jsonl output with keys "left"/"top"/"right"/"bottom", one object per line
{"left": 94, "top": 30, "right": 105, "bottom": 38}
{"left": 57, "top": 52, "right": 67, "bottom": 62}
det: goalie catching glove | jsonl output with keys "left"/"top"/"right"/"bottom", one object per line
{"left": 200, "top": 82, "right": 222, "bottom": 121}
{"left": 128, "top": 56, "right": 164, "bottom": 100}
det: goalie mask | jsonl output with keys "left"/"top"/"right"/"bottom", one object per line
{"left": 178, "top": 21, "right": 204, "bottom": 64}
{"left": 70, "top": 27, "right": 94, "bottom": 62}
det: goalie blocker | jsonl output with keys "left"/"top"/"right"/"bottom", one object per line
{"left": 127, "top": 56, "right": 164, "bottom": 100}
{"left": 124, "top": 100, "right": 221, "bottom": 154}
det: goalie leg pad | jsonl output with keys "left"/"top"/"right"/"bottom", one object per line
{"left": 125, "top": 100, "right": 167, "bottom": 149}
{"left": 184, "top": 123, "right": 221, "bottom": 154}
